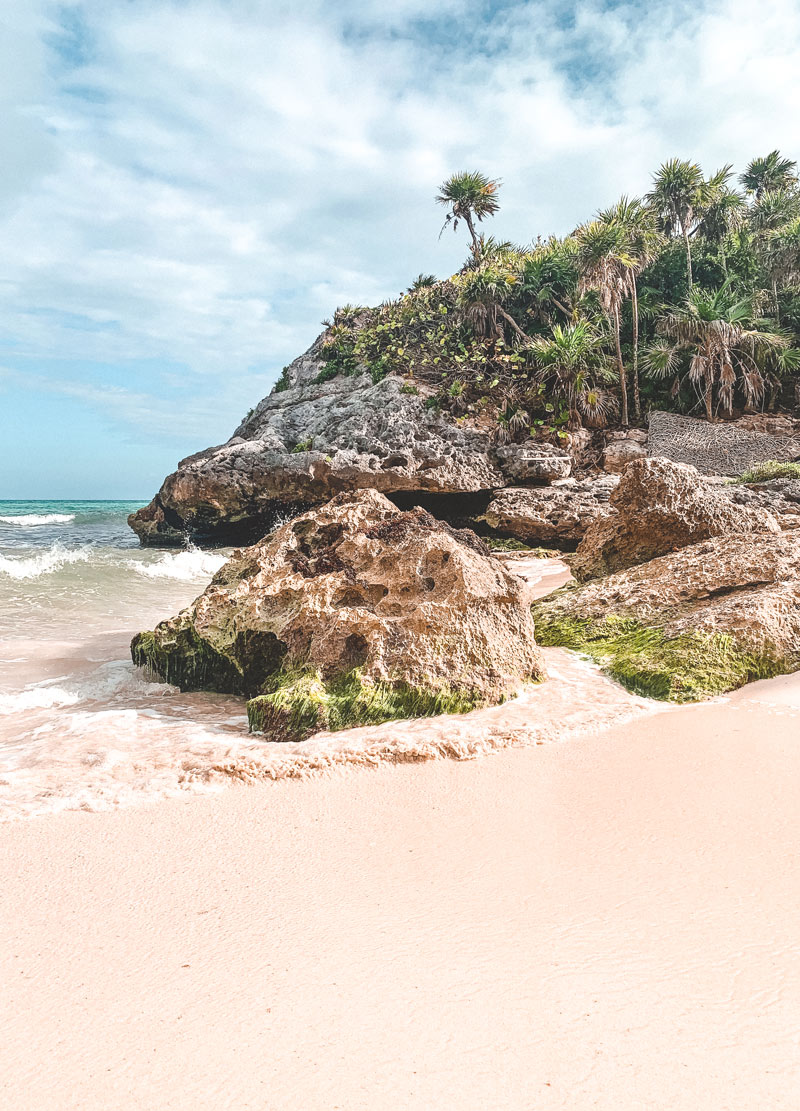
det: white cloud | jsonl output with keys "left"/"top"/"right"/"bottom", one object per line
{"left": 3, "top": 0, "right": 800, "bottom": 446}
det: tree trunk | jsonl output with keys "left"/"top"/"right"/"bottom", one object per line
{"left": 772, "top": 277, "right": 780, "bottom": 324}
{"left": 631, "top": 281, "right": 641, "bottom": 420}
{"left": 613, "top": 304, "right": 629, "bottom": 426}
{"left": 683, "top": 225, "right": 693, "bottom": 289}
{"left": 704, "top": 379, "right": 714, "bottom": 421}
{"left": 464, "top": 212, "right": 479, "bottom": 257}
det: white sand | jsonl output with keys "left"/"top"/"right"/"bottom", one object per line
{"left": 2, "top": 672, "right": 799, "bottom": 1110}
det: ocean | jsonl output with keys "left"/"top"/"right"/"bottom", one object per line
{"left": 0, "top": 501, "right": 653, "bottom": 821}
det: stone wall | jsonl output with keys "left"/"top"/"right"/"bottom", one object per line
{"left": 647, "top": 410, "right": 800, "bottom": 476}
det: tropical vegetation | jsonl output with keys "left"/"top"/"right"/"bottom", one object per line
{"left": 316, "top": 152, "right": 800, "bottom": 443}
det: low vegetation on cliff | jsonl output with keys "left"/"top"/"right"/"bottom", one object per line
{"left": 317, "top": 153, "right": 800, "bottom": 443}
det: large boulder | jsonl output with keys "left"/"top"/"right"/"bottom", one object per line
{"left": 483, "top": 476, "right": 618, "bottom": 546}
{"left": 129, "top": 338, "right": 507, "bottom": 546}
{"left": 131, "top": 489, "right": 544, "bottom": 739}
{"left": 572, "top": 457, "right": 780, "bottom": 581}
{"left": 647, "top": 409, "right": 800, "bottom": 476}
{"left": 533, "top": 531, "right": 800, "bottom": 702}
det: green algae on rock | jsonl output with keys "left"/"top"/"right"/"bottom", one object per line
{"left": 131, "top": 489, "right": 544, "bottom": 738}
{"left": 532, "top": 529, "right": 800, "bottom": 702}
{"left": 532, "top": 613, "right": 783, "bottom": 702}
{"left": 246, "top": 668, "right": 484, "bottom": 741}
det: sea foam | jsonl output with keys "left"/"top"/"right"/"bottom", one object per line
{"left": 0, "top": 513, "right": 76, "bottom": 526}
{"left": 0, "top": 544, "right": 92, "bottom": 580}
{"left": 131, "top": 547, "right": 228, "bottom": 581}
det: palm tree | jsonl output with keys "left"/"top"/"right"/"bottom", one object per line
{"left": 646, "top": 158, "right": 704, "bottom": 288}
{"left": 695, "top": 166, "right": 746, "bottom": 274}
{"left": 407, "top": 274, "right": 437, "bottom": 293}
{"left": 764, "top": 217, "right": 800, "bottom": 321}
{"left": 437, "top": 171, "right": 501, "bottom": 257}
{"left": 597, "top": 197, "right": 663, "bottom": 419}
{"left": 574, "top": 219, "right": 637, "bottom": 425}
{"left": 530, "top": 320, "right": 614, "bottom": 428}
{"left": 740, "top": 151, "right": 798, "bottom": 199}
{"left": 650, "top": 281, "right": 788, "bottom": 420}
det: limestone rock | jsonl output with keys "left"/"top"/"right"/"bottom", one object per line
{"left": 602, "top": 439, "right": 647, "bottom": 473}
{"left": 727, "top": 475, "right": 800, "bottom": 527}
{"left": 572, "top": 457, "right": 780, "bottom": 581}
{"left": 495, "top": 442, "right": 571, "bottom": 483}
{"left": 647, "top": 409, "right": 800, "bottom": 476}
{"left": 534, "top": 530, "right": 800, "bottom": 684}
{"left": 131, "top": 490, "right": 544, "bottom": 738}
{"left": 483, "top": 476, "right": 618, "bottom": 546}
{"left": 129, "top": 338, "right": 506, "bottom": 546}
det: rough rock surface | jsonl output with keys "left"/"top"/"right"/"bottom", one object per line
{"left": 535, "top": 531, "right": 800, "bottom": 666}
{"left": 483, "top": 476, "right": 618, "bottom": 546}
{"left": 129, "top": 339, "right": 508, "bottom": 545}
{"left": 495, "top": 442, "right": 571, "bottom": 484}
{"left": 602, "top": 439, "right": 647, "bottom": 473}
{"left": 131, "top": 490, "right": 544, "bottom": 735}
{"left": 728, "top": 476, "right": 800, "bottom": 527}
{"left": 647, "top": 409, "right": 800, "bottom": 476}
{"left": 572, "top": 457, "right": 781, "bottom": 581}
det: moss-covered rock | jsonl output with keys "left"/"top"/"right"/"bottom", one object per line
{"left": 532, "top": 530, "right": 800, "bottom": 702}
{"left": 533, "top": 613, "right": 783, "bottom": 702}
{"left": 246, "top": 668, "right": 484, "bottom": 740}
{"left": 132, "top": 489, "right": 544, "bottom": 736}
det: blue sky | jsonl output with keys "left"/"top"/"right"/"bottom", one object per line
{"left": 3, "top": 0, "right": 800, "bottom": 497}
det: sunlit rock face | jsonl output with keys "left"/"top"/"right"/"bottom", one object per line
{"left": 132, "top": 489, "right": 544, "bottom": 738}
{"left": 128, "top": 338, "right": 508, "bottom": 546}
{"left": 572, "top": 457, "right": 780, "bottom": 581}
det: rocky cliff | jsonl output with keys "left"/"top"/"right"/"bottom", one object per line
{"left": 129, "top": 338, "right": 521, "bottom": 545}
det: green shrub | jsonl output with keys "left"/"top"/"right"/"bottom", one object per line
{"left": 736, "top": 460, "right": 800, "bottom": 484}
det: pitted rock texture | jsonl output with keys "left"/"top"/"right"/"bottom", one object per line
{"left": 535, "top": 530, "right": 800, "bottom": 665}
{"left": 648, "top": 409, "right": 800, "bottom": 476}
{"left": 484, "top": 476, "right": 618, "bottom": 545}
{"left": 131, "top": 489, "right": 544, "bottom": 708}
{"left": 572, "top": 457, "right": 781, "bottom": 581}
{"left": 495, "top": 442, "right": 571, "bottom": 484}
{"left": 728, "top": 476, "right": 800, "bottom": 527}
{"left": 602, "top": 439, "right": 647, "bottom": 473}
{"left": 129, "top": 338, "right": 507, "bottom": 545}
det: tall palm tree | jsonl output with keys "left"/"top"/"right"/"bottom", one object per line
{"left": 650, "top": 281, "right": 787, "bottom": 420}
{"left": 530, "top": 320, "right": 615, "bottom": 428}
{"left": 695, "top": 166, "right": 746, "bottom": 274}
{"left": 574, "top": 219, "right": 637, "bottom": 425}
{"left": 747, "top": 189, "right": 800, "bottom": 320}
{"left": 646, "top": 158, "right": 704, "bottom": 288}
{"left": 597, "top": 197, "right": 663, "bottom": 419}
{"left": 437, "top": 171, "right": 501, "bottom": 257}
{"left": 764, "top": 217, "right": 800, "bottom": 321}
{"left": 740, "top": 151, "right": 798, "bottom": 199}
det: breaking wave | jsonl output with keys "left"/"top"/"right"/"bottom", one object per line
{"left": 0, "top": 544, "right": 92, "bottom": 580}
{"left": 0, "top": 513, "right": 76, "bottom": 526}
{"left": 130, "top": 547, "right": 228, "bottom": 581}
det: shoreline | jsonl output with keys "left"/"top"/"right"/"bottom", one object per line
{"left": 2, "top": 671, "right": 799, "bottom": 1110}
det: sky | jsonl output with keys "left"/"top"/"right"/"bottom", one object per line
{"left": 3, "top": 0, "right": 800, "bottom": 497}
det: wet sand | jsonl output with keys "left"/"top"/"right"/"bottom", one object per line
{"left": 1, "top": 671, "right": 799, "bottom": 1110}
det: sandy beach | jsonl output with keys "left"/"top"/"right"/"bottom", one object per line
{"left": 2, "top": 670, "right": 799, "bottom": 1110}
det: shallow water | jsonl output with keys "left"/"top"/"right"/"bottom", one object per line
{"left": 0, "top": 504, "right": 660, "bottom": 821}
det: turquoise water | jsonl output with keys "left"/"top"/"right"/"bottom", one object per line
{"left": 0, "top": 500, "right": 144, "bottom": 550}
